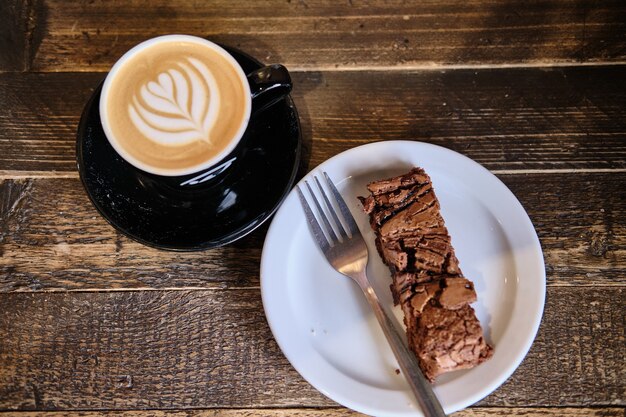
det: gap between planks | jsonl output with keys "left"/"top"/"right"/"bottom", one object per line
{"left": 290, "top": 60, "right": 626, "bottom": 73}
{"left": 0, "top": 407, "right": 624, "bottom": 416}
{"left": 3, "top": 287, "right": 261, "bottom": 294}
{"left": 2, "top": 168, "right": 626, "bottom": 181}
{"left": 1, "top": 60, "right": 626, "bottom": 75}
{"left": 4, "top": 284, "right": 624, "bottom": 294}
{"left": 0, "top": 171, "right": 80, "bottom": 179}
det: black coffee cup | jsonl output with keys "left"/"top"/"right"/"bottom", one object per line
{"left": 140, "top": 63, "right": 292, "bottom": 191}
{"left": 98, "top": 35, "right": 292, "bottom": 191}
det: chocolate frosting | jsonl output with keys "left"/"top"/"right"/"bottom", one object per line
{"left": 360, "top": 167, "right": 493, "bottom": 381}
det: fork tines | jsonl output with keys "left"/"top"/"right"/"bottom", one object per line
{"left": 296, "top": 172, "right": 359, "bottom": 248}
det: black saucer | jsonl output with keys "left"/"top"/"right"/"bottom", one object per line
{"left": 76, "top": 47, "right": 301, "bottom": 250}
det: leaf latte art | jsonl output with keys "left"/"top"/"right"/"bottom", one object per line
{"left": 101, "top": 36, "right": 250, "bottom": 175}
{"left": 129, "top": 57, "right": 221, "bottom": 146}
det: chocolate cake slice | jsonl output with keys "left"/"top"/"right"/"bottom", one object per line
{"left": 359, "top": 167, "right": 493, "bottom": 381}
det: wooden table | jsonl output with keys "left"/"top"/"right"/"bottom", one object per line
{"left": 1, "top": 1, "right": 624, "bottom": 416}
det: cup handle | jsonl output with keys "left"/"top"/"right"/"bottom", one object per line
{"left": 247, "top": 64, "right": 292, "bottom": 114}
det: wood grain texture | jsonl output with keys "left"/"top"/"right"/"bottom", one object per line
{"left": 296, "top": 66, "right": 626, "bottom": 171}
{"left": 0, "top": 179, "right": 266, "bottom": 292}
{"left": 1, "top": 1, "right": 624, "bottom": 415}
{"left": 3, "top": 408, "right": 625, "bottom": 417}
{"left": 0, "top": 0, "right": 47, "bottom": 71}
{"left": 1, "top": 66, "right": 625, "bottom": 174}
{"left": 0, "top": 172, "right": 624, "bottom": 292}
{"left": 0, "top": 288, "right": 623, "bottom": 410}
{"left": 9, "top": 0, "right": 626, "bottom": 72}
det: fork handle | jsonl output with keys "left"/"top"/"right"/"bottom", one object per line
{"left": 356, "top": 274, "right": 447, "bottom": 417}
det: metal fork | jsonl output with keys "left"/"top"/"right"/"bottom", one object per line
{"left": 297, "top": 172, "right": 446, "bottom": 417}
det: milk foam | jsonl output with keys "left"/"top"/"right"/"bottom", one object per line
{"left": 128, "top": 57, "right": 221, "bottom": 146}
{"left": 100, "top": 35, "right": 251, "bottom": 176}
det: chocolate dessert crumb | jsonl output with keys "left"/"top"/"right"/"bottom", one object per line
{"left": 360, "top": 167, "right": 493, "bottom": 382}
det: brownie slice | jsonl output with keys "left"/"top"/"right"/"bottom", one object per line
{"left": 359, "top": 167, "right": 493, "bottom": 381}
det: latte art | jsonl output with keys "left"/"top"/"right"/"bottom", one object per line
{"left": 100, "top": 36, "right": 251, "bottom": 176}
{"left": 129, "top": 57, "right": 221, "bottom": 146}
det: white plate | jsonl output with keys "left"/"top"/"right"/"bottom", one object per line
{"left": 261, "top": 141, "right": 545, "bottom": 417}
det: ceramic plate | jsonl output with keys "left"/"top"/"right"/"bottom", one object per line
{"left": 261, "top": 141, "right": 545, "bottom": 416}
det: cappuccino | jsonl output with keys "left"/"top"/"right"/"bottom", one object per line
{"left": 100, "top": 36, "right": 251, "bottom": 176}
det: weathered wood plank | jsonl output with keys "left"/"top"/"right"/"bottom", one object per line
{"left": 498, "top": 173, "right": 626, "bottom": 288}
{"left": 0, "top": 172, "right": 623, "bottom": 291}
{"left": 0, "top": 288, "right": 623, "bottom": 410}
{"left": 3, "top": 407, "right": 625, "bottom": 417}
{"left": 0, "top": 0, "right": 47, "bottom": 71}
{"left": 297, "top": 65, "right": 626, "bottom": 170}
{"left": 1, "top": 66, "right": 625, "bottom": 174}
{"left": 0, "top": 179, "right": 266, "bottom": 292}
{"left": 13, "top": 0, "right": 626, "bottom": 72}
{"left": 0, "top": 1, "right": 28, "bottom": 71}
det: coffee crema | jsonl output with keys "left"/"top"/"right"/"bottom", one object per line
{"left": 101, "top": 37, "right": 251, "bottom": 175}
